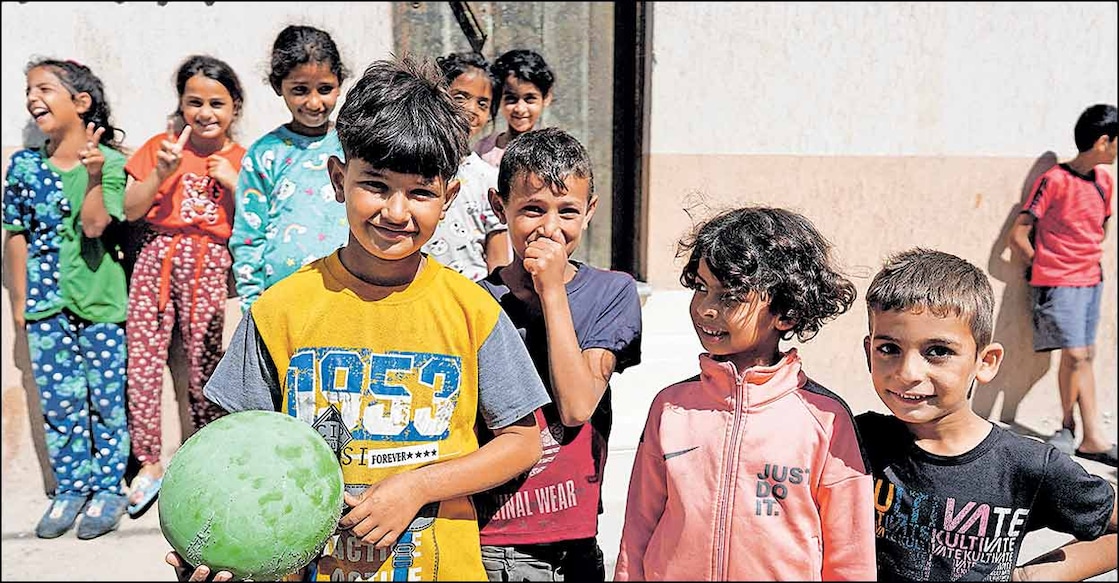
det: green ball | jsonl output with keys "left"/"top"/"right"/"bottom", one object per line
{"left": 159, "top": 410, "right": 344, "bottom": 580}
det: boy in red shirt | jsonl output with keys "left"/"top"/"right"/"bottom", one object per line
{"left": 1009, "top": 103, "right": 1117, "bottom": 466}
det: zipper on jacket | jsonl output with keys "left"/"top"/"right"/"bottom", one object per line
{"left": 715, "top": 374, "right": 746, "bottom": 580}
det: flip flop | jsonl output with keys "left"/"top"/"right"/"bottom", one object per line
{"left": 127, "top": 475, "right": 162, "bottom": 518}
{"left": 1074, "top": 445, "right": 1119, "bottom": 468}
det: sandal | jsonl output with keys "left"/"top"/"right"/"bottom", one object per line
{"left": 1075, "top": 445, "right": 1119, "bottom": 468}
{"left": 126, "top": 475, "right": 162, "bottom": 518}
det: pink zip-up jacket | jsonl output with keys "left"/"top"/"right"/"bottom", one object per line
{"left": 614, "top": 349, "right": 876, "bottom": 581}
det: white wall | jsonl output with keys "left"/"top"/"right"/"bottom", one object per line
{"left": 649, "top": 2, "right": 1119, "bottom": 156}
{"left": 1, "top": 2, "right": 394, "bottom": 151}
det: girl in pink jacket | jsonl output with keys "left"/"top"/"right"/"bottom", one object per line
{"left": 615, "top": 206, "right": 876, "bottom": 581}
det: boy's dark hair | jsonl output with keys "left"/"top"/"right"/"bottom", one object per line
{"left": 26, "top": 58, "right": 124, "bottom": 149}
{"left": 437, "top": 51, "right": 500, "bottom": 119}
{"left": 1074, "top": 104, "right": 1118, "bottom": 152}
{"left": 174, "top": 54, "right": 245, "bottom": 118}
{"left": 496, "top": 127, "right": 593, "bottom": 202}
{"left": 335, "top": 56, "right": 470, "bottom": 183}
{"left": 491, "top": 49, "right": 555, "bottom": 97}
{"left": 865, "top": 248, "right": 994, "bottom": 349}
{"left": 678, "top": 206, "right": 856, "bottom": 342}
{"left": 267, "top": 24, "right": 349, "bottom": 94}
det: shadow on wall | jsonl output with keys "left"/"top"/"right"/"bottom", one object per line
{"left": 978, "top": 151, "right": 1057, "bottom": 428}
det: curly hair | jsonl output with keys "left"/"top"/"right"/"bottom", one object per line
{"left": 678, "top": 206, "right": 856, "bottom": 342}
{"left": 25, "top": 58, "right": 124, "bottom": 149}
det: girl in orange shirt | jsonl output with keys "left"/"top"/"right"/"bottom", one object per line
{"left": 121, "top": 54, "right": 246, "bottom": 517}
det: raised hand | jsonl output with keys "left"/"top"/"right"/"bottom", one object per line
{"left": 523, "top": 226, "right": 569, "bottom": 295}
{"left": 78, "top": 122, "right": 106, "bottom": 178}
{"left": 155, "top": 119, "right": 192, "bottom": 181}
{"left": 206, "top": 153, "right": 238, "bottom": 193}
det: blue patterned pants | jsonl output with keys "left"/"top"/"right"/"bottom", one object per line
{"left": 27, "top": 311, "right": 130, "bottom": 496}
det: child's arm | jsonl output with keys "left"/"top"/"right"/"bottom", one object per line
{"left": 614, "top": 407, "right": 667, "bottom": 582}
{"left": 817, "top": 409, "right": 877, "bottom": 581}
{"left": 3, "top": 231, "right": 28, "bottom": 329}
{"left": 77, "top": 124, "right": 111, "bottom": 238}
{"left": 229, "top": 148, "right": 271, "bottom": 312}
{"left": 484, "top": 230, "right": 511, "bottom": 273}
{"left": 340, "top": 309, "right": 549, "bottom": 549}
{"left": 1012, "top": 482, "right": 1118, "bottom": 581}
{"left": 124, "top": 125, "right": 191, "bottom": 221}
{"left": 3, "top": 160, "right": 30, "bottom": 329}
{"left": 339, "top": 413, "right": 541, "bottom": 549}
{"left": 1008, "top": 212, "right": 1036, "bottom": 264}
{"left": 528, "top": 234, "right": 640, "bottom": 425}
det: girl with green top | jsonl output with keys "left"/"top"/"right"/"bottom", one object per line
{"left": 2, "top": 58, "right": 131, "bottom": 541}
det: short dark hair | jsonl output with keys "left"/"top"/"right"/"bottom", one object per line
{"left": 865, "top": 248, "right": 994, "bottom": 349}
{"left": 437, "top": 51, "right": 499, "bottom": 119}
{"left": 174, "top": 54, "right": 244, "bottom": 118}
{"left": 267, "top": 24, "right": 349, "bottom": 93}
{"left": 491, "top": 49, "right": 555, "bottom": 97}
{"left": 496, "top": 127, "right": 593, "bottom": 201}
{"left": 678, "top": 206, "right": 856, "bottom": 342}
{"left": 1074, "top": 104, "right": 1118, "bottom": 152}
{"left": 335, "top": 56, "right": 470, "bottom": 182}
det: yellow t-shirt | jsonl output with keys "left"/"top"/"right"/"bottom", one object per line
{"left": 208, "top": 251, "right": 549, "bottom": 581}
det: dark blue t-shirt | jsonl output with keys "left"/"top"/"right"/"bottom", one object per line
{"left": 473, "top": 261, "right": 643, "bottom": 544}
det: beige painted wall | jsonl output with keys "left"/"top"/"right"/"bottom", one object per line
{"left": 639, "top": 2, "right": 1118, "bottom": 426}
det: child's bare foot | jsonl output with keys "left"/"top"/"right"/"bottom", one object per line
{"left": 127, "top": 463, "right": 165, "bottom": 517}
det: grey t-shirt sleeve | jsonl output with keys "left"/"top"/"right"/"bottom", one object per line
{"left": 477, "top": 309, "right": 551, "bottom": 430}
{"left": 203, "top": 310, "right": 282, "bottom": 413}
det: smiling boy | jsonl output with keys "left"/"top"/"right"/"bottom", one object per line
{"left": 182, "top": 56, "right": 550, "bottom": 581}
{"left": 856, "top": 248, "right": 1116, "bottom": 581}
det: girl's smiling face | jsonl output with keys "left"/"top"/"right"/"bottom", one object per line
{"left": 179, "top": 73, "right": 237, "bottom": 143}
{"left": 500, "top": 75, "right": 551, "bottom": 135}
{"left": 280, "top": 61, "right": 341, "bottom": 136}
{"left": 448, "top": 67, "right": 493, "bottom": 139}
{"left": 25, "top": 66, "right": 85, "bottom": 137}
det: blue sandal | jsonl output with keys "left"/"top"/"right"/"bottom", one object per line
{"left": 126, "top": 475, "right": 162, "bottom": 518}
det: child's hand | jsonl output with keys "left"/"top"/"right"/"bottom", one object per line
{"left": 165, "top": 550, "right": 234, "bottom": 582}
{"left": 156, "top": 119, "right": 192, "bottom": 182}
{"left": 338, "top": 473, "right": 426, "bottom": 550}
{"left": 206, "top": 154, "right": 238, "bottom": 193}
{"left": 78, "top": 123, "right": 106, "bottom": 179}
{"left": 524, "top": 227, "right": 568, "bottom": 294}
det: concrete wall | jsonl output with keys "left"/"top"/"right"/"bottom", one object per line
{"left": 639, "top": 2, "right": 1118, "bottom": 422}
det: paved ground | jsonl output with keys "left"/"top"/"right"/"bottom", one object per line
{"left": 2, "top": 292, "right": 1116, "bottom": 581}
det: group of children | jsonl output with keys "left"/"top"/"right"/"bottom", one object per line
{"left": 3, "top": 21, "right": 1116, "bottom": 583}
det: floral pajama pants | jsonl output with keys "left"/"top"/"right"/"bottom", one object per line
{"left": 125, "top": 231, "right": 230, "bottom": 464}
{"left": 27, "top": 311, "right": 129, "bottom": 496}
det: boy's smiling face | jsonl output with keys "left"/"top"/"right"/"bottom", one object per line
{"left": 490, "top": 171, "right": 596, "bottom": 261}
{"left": 328, "top": 155, "right": 459, "bottom": 262}
{"left": 865, "top": 307, "right": 1002, "bottom": 427}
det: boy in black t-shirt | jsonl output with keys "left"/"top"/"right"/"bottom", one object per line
{"left": 856, "top": 248, "right": 1116, "bottom": 581}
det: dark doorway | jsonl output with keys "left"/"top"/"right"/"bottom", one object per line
{"left": 393, "top": 2, "right": 648, "bottom": 276}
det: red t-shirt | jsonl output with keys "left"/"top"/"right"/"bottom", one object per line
{"left": 125, "top": 133, "right": 246, "bottom": 241}
{"left": 1022, "top": 163, "right": 1114, "bottom": 287}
